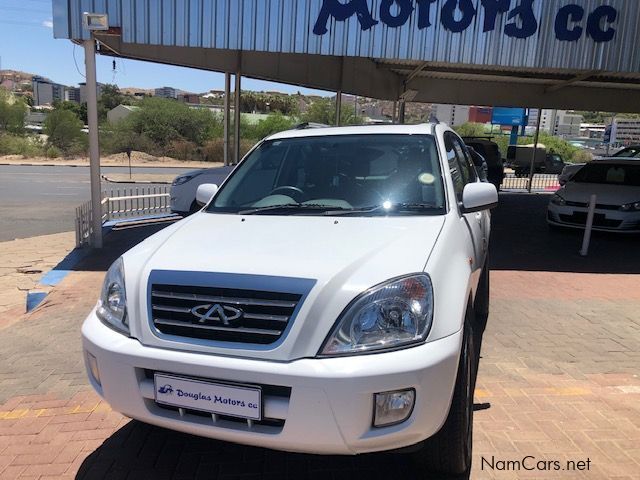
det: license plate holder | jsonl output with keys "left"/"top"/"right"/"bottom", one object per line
{"left": 154, "top": 373, "right": 262, "bottom": 421}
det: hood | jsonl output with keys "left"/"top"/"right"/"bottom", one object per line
{"left": 140, "top": 213, "right": 444, "bottom": 282}
{"left": 124, "top": 212, "right": 446, "bottom": 360}
{"left": 561, "top": 182, "right": 640, "bottom": 205}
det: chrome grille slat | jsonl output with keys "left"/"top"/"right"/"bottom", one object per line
{"left": 242, "top": 313, "right": 289, "bottom": 322}
{"left": 154, "top": 318, "right": 282, "bottom": 336}
{"left": 150, "top": 284, "right": 301, "bottom": 345}
{"left": 151, "top": 290, "right": 297, "bottom": 308}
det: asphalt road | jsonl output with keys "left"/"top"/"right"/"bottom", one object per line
{"left": 0, "top": 165, "right": 196, "bottom": 241}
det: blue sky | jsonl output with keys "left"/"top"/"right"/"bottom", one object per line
{"left": 0, "top": 0, "right": 328, "bottom": 95}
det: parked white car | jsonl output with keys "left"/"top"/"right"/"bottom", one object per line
{"left": 548, "top": 159, "right": 640, "bottom": 232}
{"left": 82, "top": 124, "right": 497, "bottom": 475}
{"left": 170, "top": 166, "right": 234, "bottom": 215}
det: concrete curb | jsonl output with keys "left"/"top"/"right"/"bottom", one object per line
{"left": 1, "top": 162, "right": 214, "bottom": 169}
{"left": 101, "top": 174, "right": 172, "bottom": 185}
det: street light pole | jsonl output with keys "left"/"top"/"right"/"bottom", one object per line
{"left": 83, "top": 38, "right": 103, "bottom": 248}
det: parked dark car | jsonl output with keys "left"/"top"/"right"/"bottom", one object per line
{"left": 467, "top": 146, "right": 488, "bottom": 182}
{"left": 463, "top": 137, "right": 505, "bottom": 190}
{"left": 507, "top": 145, "right": 567, "bottom": 176}
{"left": 612, "top": 145, "right": 640, "bottom": 158}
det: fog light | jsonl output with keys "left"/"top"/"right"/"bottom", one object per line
{"left": 87, "top": 352, "right": 101, "bottom": 386}
{"left": 373, "top": 389, "right": 415, "bottom": 427}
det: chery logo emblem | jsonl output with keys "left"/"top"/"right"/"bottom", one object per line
{"left": 191, "top": 304, "right": 243, "bottom": 326}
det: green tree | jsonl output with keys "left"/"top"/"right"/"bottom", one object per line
{"left": 252, "top": 112, "right": 295, "bottom": 139}
{"left": 0, "top": 90, "right": 27, "bottom": 134}
{"left": 122, "top": 97, "right": 218, "bottom": 148}
{"left": 302, "top": 97, "right": 361, "bottom": 126}
{"left": 453, "top": 122, "right": 489, "bottom": 138}
{"left": 44, "top": 109, "right": 84, "bottom": 152}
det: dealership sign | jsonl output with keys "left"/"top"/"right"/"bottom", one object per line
{"left": 314, "top": 0, "right": 618, "bottom": 43}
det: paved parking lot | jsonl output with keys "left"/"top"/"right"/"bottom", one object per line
{"left": 1, "top": 193, "right": 639, "bottom": 479}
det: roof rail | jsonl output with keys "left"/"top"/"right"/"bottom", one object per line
{"left": 462, "top": 135, "right": 496, "bottom": 140}
{"left": 294, "top": 122, "right": 330, "bottom": 130}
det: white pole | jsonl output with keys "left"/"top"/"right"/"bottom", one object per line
{"left": 392, "top": 101, "right": 398, "bottom": 124}
{"left": 527, "top": 106, "right": 542, "bottom": 193}
{"left": 234, "top": 73, "right": 241, "bottom": 164}
{"left": 335, "top": 90, "right": 342, "bottom": 126}
{"left": 580, "top": 194, "right": 597, "bottom": 257}
{"left": 83, "top": 38, "right": 102, "bottom": 249}
{"left": 223, "top": 72, "right": 231, "bottom": 166}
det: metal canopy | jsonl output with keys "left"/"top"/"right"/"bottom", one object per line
{"left": 54, "top": 0, "right": 640, "bottom": 111}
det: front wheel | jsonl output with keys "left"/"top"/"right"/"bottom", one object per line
{"left": 412, "top": 308, "right": 476, "bottom": 476}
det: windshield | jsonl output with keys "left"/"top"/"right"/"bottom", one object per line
{"left": 613, "top": 147, "right": 640, "bottom": 158}
{"left": 572, "top": 163, "right": 640, "bottom": 186}
{"left": 208, "top": 134, "right": 445, "bottom": 216}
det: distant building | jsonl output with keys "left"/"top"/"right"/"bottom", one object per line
{"left": 65, "top": 86, "right": 81, "bottom": 103}
{"left": 155, "top": 86, "right": 177, "bottom": 99}
{"left": 468, "top": 106, "right": 493, "bottom": 124}
{"left": 79, "top": 82, "right": 103, "bottom": 104}
{"left": 107, "top": 104, "right": 140, "bottom": 123}
{"left": 580, "top": 123, "right": 606, "bottom": 139}
{"left": 178, "top": 93, "right": 200, "bottom": 104}
{"left": 612, "top": 118, "right": 640, "bottom": 145}
{"left": 431, "top": 104, "right": 470, "bottom": 127}
{"left": 32, "top": 76, "right": 65, "bottom": 105}
{"left": 25, "top": 110, "right": 49, "bottom": 128}
{"left": 534, "top": 109, "right": 583, "bottom": 137}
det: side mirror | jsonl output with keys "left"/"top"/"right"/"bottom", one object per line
{"left": 461, "top": 182, "right": 498, "bottom": 213}
{"left": 195, "top": 183, "right": 218, "bottom": 206}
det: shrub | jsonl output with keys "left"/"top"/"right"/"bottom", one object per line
{"left": 201, "top": 138, "right": 256, "bottom": 163}
{"left": 45, "top": 146, "right": 61, "bottom": 158}
{"left": 44, "top": 109, "right": 84, "bottom": 153}
{"left": 571, "top": 149, "right": 594, "bottom": 163}
{"left": 0, "top": 133, "right": 45, "bottom": 157}
{"left": 168, "top": 139, "right": 198, "bottom": 161}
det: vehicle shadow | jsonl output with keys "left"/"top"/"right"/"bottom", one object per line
{"left": 490, "top": 192, "right": 640, "bottom": 273}
{"left": 76, "top": 420, "right": 470, "bottom": 480}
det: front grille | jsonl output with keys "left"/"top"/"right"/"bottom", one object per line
{"left": 150, "top": 284, "right": 302, "bottom": 344}
{"left": 565, "top": 201, "right": 620, "bottom": 211}
{"left": 559, "top": 213, "right": 622, "bottom": 228}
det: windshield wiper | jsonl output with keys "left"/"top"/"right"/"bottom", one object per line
{"left": 237, "top": 204, "right": 350, "bottom": 215}
{"left": 323, "top": 203, "right": 441, "bottom": 216}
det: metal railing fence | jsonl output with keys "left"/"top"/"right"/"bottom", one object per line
{"left": 76, "top": 186, "right": 172, "bottom": 247}
{"left": 501, "top": 173, "right": 560, "bottom": 191}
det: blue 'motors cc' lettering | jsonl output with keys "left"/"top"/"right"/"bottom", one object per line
{"left": 586, "top": 5, "right": 617, "bottom": 43}
{"left": 504, "top": 0, "right": 537, "bottom": 39}
{"left": 480, "top": 0, "right": 510, "bottom": 33}
{"left": 441, "top": 0, "right": 476, "bottom": 33}
{"left": 555, "top": 4, "right": 584, "bottom": 41}
{"left": 313, "top": 0, "right": 378, "bottom": 35}
{"left": 380, "top": 0, "right": 414, "bottom": 28}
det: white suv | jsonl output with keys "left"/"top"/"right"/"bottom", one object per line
{"left": 82, "top": 124, "right": 497, "bottom": 476}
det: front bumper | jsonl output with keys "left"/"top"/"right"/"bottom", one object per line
{"left": 82, "top": 310, "right": 461, "bottom": 455}
{"left": 547, "top": 204, "right": 640, "bottom": 233}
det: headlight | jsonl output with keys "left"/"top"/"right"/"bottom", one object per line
{"left": 620, "top": 201, "right": 640, "bottom": 212}
{"left": 319, "top": 274, "right": 434, "bottom": 356}
{"left": 96, "top": 257, "right": 129, "bottom": 334}
{"left": 172, "top": 174, "right": 197, "bottom": 186}
{"left": 550, "top": 194, "right": 566, "bottom": 206}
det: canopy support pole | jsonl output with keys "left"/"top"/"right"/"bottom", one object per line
{"left": 335, "top": 90, "right": 342, "bottom": 126}
{"left": 527, "top": 106, "right": 542, "bottom": 193}
{"left": 234, "top": 72, "right": 241, "bottom": 164}
{"left": 83, "top": 38, "right": 102, "bottom": 249}
{"left": 223, "top": 72, "right": 231, "bottom": 166}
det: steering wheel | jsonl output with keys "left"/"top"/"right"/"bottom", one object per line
{"left": 268, "top": 186, "right": 306, "bottom": 203}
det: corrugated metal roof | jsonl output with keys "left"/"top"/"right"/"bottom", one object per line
{"left": 54, "top": 0, "right": 640, "bottom": 74}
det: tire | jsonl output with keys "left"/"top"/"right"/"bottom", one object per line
{"left": 474, "top": 256, "right": 490, "bottom": 334}
{"left": 413, "top": 307, "right": 476, "bottom": 476}
{"left": 188, "top": 200, "right": 201, "bottom": 215}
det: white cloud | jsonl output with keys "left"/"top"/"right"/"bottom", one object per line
{"left": 42, "top": 19, "right": 53, "bottom": 28}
